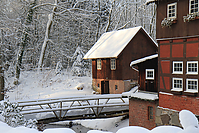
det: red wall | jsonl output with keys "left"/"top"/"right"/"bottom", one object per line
{"left": 159, "top": 93, "right": 199, "bottom": 115}
{"left": 129, "top": 98, "right": 158, "bottom": 130}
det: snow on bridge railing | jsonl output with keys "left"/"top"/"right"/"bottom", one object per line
{"left": 16, "top": 94, "right": 129, "bottom": 121}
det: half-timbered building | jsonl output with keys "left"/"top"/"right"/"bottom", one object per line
{"left": 148, "top": 0, "right": 199, "bottom": 126}
{"left": 84, "top": 26, "right": 158, "bottom": 94}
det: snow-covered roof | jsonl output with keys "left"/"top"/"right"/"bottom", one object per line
{"left": 130, "top": 91, "right": 158, "bottom": 101}
{"left": 84, "top": 26, "right": 158, "bottom": 59}
{"left": 130, "top": 54, "right": 158, "bottom": 67}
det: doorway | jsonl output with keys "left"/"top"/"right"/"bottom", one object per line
{"left": 101, "top": 81, "right": 109, "bottom": 94}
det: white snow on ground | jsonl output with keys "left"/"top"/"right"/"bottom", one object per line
{"left": 5, "top": 70, "right": 93, "bottom": 101}
{"left": 3, "top": 71, "right": 199, "bottom": 133}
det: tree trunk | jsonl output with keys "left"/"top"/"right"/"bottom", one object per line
{"left": 15, "top": 0, "right": 37, "bottom": 81}
{"left": 38, "top": 0, "right": 57, "bottom": 71}
{"left": 0, "top": 66, "right": 4, "bottom": 100}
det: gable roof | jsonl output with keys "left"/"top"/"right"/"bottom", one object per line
{"left": 83, "top": 26, "right": 158, "bottom": 59}
{"left": 130, "top": 54, "right": 158, "bottom": 67}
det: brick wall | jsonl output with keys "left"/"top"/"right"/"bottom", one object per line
{"left": 159, "top": 93, "right": 199, "bottom": 115}
{"left": 129, "top": 98, "right": 158, "bottom": 130}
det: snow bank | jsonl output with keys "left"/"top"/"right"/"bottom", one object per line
{"left": 43, "top": 128, "right": 75, "bottom": 133}
{"left": 178, "top": 110, "right": 199, "bottom": 133}
{"left": 116, "top": 126, "right": 150, "bottom": 133}
{"left": 87, "top": 130, "right": 112, "bottom": 133}
{"left": 150, "top": 126, "right": 182, "bottom": 133}
{"left": 1, "top": 109, "right": 199, "bottom": 133}
{"left": 179, "top": 110, "right": 199, "bottom": 129}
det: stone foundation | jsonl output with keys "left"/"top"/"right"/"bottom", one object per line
{"left": 155, "top": 107, "right": 181, "bottom": 127}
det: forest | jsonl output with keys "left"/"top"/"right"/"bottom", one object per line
{"left": 0, "top": 0, "right": 156, "bottom": 82}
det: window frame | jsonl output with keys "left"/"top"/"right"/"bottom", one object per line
{"left": 173, "top": 61, "right": 183, "bottom": 74}
{"left": 97, "top": 59, "right": 101, "bottom": 70}
{"left": 148, "top": 106, "right": 153, "bottom": 120}
{"left": 146, "top": 69, "right": 155, "bottom": 80}
{"left": 189, "top": 0, "right": 199, "bottom": 14}
{"left": 167, "top": 2, "right": 177, "bottom": 19}
{"left": 187, "top": 61, "right": 198, "bottom": 75}
{"left": 172, "top": 78, "right": 183, "bottom": 91}
{"left": 110, "top": 59, "right": 116, "bottom": 70}
{"left": 186, "top": 79, "right": 198, "bottom": 93}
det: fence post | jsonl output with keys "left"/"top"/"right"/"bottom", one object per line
{"left": 0, "top": 66, "right": 4, "bottom": 100}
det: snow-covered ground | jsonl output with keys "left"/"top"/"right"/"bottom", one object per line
{"left": 3, "top": 70, "right": 199, "bottom": 133}
{"left": 5, "top": 70, "right": 93, "bottom": 101}
{"left": 4, "top": 70, "right": 130, "bottom": 132}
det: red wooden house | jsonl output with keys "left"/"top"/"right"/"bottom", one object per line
{"left": 148, "top": 0, "right": 199, "bottom": 126}
{"left": 128, "top": 54, "right": 158, "bottom": 130}
{"left": 84, "top": 26, "right": 158, "bottom": 94}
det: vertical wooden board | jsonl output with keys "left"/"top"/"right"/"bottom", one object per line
{"left": 92, "top": 60, "right": 97, "bottom": 78}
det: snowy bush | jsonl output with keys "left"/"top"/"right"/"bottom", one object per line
{"left": 161, "top": 18, "right": 175, "bottom": 28}
{"left": 0, "top": 101, "right": 37, "bottom": 128}
{"left": 183, "top": 12, "right": 199, "bottom": 22}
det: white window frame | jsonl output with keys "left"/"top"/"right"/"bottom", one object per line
{"left": 186, "top": 79, "right": 198, "bottom": 93}
{"left": 97, "top": 59, "right": 101, "bottom": 70}
{"left": 146, "top": 69, "right": 154, "bottom": 80}
{"left": 173, "top": 61, "right": 183, "bottom": 74}
{"left": 172, "top": 78, "right": 183, "bottom": 91}
{"left": 110, "top": 59, "right": 116, "bottom": 70}
{"left": 167, "top": 3, "right": 177, "bottom": 19}
{"left": 189, "top": 0, "right": 199, "bottom": 14}
{"left": 187, "top": 61, "right": 198, "bottom": 75}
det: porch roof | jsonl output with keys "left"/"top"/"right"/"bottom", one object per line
{"left": 130, "top": 54, "right": 158, "bottom": 67}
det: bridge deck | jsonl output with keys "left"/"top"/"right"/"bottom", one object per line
{"left": 16, "top": 94, "right": 129, "bottom": 123}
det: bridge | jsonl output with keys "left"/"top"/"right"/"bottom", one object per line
{"left": 15, "top": 94, "right": 129, "bottom": 123}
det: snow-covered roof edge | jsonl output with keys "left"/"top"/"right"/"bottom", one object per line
{"left": 145, "top": 0, "right": 157, "bottom": 5}
{"left": 130, "top": 91, "right": 159, "bottom": 101}
{"left": 130, "top": 54, "right": 158, "bottom": 67}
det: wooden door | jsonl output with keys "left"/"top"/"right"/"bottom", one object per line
{"left": 145, "top": 80, "right": 156, "bottom": 92}
{"left": 101, "top": 81, "right": 109, "bottom": 94}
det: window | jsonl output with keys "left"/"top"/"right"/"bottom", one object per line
{"left": 172, "top": 78, "right": 183, "bottom": 91}
{"left": 110, "top": 59, "right": 116, "bottom": 70}
{"left": 189, "top": 0, "right": 199, "bottom": 14}
{"left": 97, "top": 59, "right": 101, "bottom": 70}
{"left": 186, "top": 79, "right": 198, "bottom": 93}
{"left": 148, "top": 106, "right": 153, "bottom": 120}
{"left": 115, "top": 85, "right": 118, "bottom": 90}
{"left": 146, "top": 69, "right": 154, "bottom": 80}
{"left": 167, "top": 3, "right": 177, "bottom": 19}
{"left": 187, "top": 61, "right": 198, "bottom": 74}
{"left": 173, "top": 61, "right": 183, "bottom": 74}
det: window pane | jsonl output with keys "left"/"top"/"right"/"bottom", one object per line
{"left": 187, "top": 80, "right": 198, "bottom": 90}
{"left": 173, "top": 78, "right": 183, "bottom": 89}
